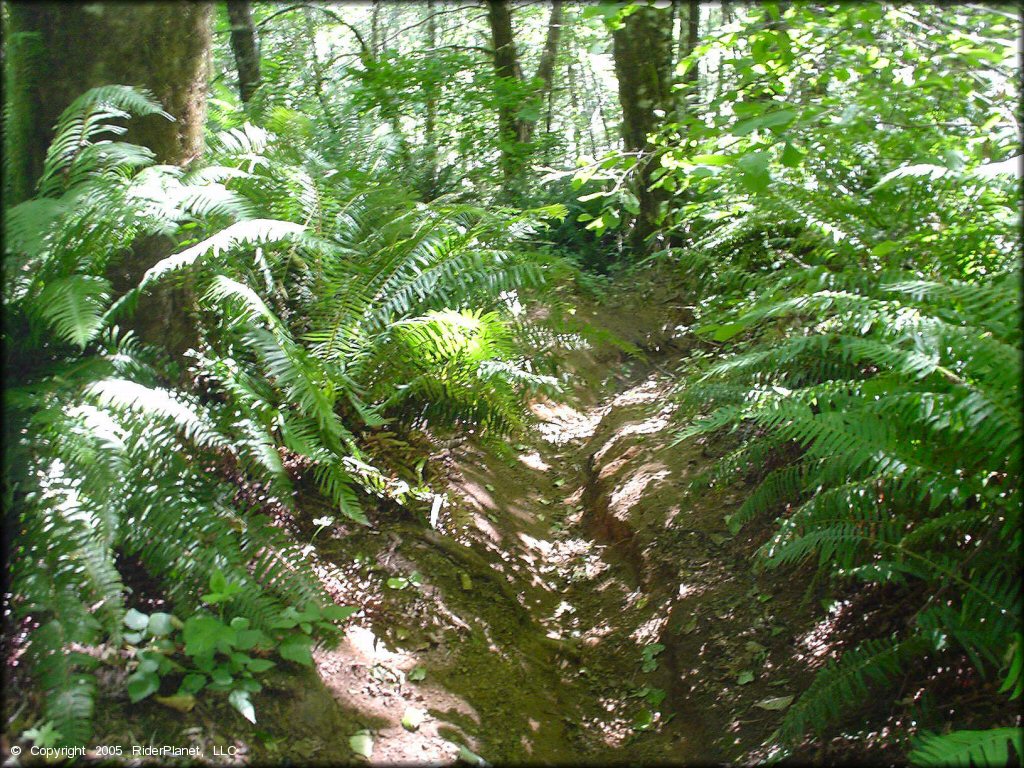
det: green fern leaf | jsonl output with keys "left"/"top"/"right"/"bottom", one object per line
{"left": 909, "top": 728, "right": 1023, "bottom": 767}
{"left": 36, "top": 275, "right": 111, "bottom": 348}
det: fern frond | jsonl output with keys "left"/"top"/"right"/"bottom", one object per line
{"left": 85, "top": 379, "right": 228, "bottom": 451}
{"left": 35, "top": 275, "right": 111, "bottom": 348}
{"left": 909, "top": 727, "right": 1023, "bottom": 767}
{"left": 780, "top": 636, "right": 929, "bottom": 742}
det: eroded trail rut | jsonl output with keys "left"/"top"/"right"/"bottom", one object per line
{"left": 313, "top": 364, "right": 704, "bottom": 765}
{"left": 283, "top": 292, "right": 825, "bottom": 766}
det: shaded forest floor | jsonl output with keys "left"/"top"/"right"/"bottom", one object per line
{"left": 30, "top": 271, "right": 914, "bottom": 765}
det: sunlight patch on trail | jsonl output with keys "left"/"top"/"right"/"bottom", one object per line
{"left": 529, "top": 398, "right": 607, "bottom": 445}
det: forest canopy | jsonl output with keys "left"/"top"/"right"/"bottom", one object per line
{"left": 2, "top": 1, "right": 1020, "bottom": 765}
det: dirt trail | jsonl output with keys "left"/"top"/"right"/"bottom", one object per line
{"left": 285, "top": 277, "right": 825, "bottom": 765}
{"left": 85, "top": 276, "right": 824, "bottom": 765}
{"left": 307, "top": 366, "right": 692, "bottom": 765}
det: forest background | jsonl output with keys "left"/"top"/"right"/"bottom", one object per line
{"left": 2, "top": 1, "right": 1021, "bottom": 765}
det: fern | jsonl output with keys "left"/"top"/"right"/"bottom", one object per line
{"left": 669, "top": 89, "right": 1021, "bottom": 757}
{"left": 6, "top": 85, "right": 576, "bottom": 745}
{"left": 909, "top": 728, "right": 1023, "bottom": 767}
{"left": 195, "top": 118, "right": 568, "bottom": 444}
{"left": 681, "top": 271, "right": 1021, "bottom": 746}
{"left": 780, "top": 636, "right": 930, "bottom": 741}
{"left": 2, "top": 89, "right": 345, "bottom": 745}
{"left": 36, "top": 275, "right": 112, "bottom": 348}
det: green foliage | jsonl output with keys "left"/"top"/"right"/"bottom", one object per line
{"left": 909, "top": 727, "right": 1023, "bottom": 767}
{"left": 191, "top": 115, "right": 570, "bottom": 457}
{"left": 640, "top": 643, "right": 665, "bottom": 672}
{"left": 121, "top": 570, "right": 356, "bottom": 723}
{"left": 4, "top": 84, "right": 573, "bottom": 746}
{"left": 657, "top": 3, "right": 1021, "bottom": 758}
{"left": 7, "top": 1, "right": 1020, "bottom": 759}
{"left": 2, "top": 88, "right": 344, "bottom": 744}
{"left": 678, "top": 260, "right": 1020, "bottom": 754}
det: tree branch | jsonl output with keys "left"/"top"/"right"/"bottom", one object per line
{"left": 256, "top": 3, "right": 370, "bottom": 59}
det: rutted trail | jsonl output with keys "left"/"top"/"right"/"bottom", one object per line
{"left": 282, "top": 280, "right": 823, "bottom": 766}
{"left": 84, "top": 278, "right": 827, "bottom": 765}
{"left": 309, "top": 364, "right": 688, "bottom": 764}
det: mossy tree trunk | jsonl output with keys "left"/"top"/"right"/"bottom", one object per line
{"left": 5, "top": 2, "right": 212, "bottom": 359}
{"left": 677, "top": 0, "right": 700, "bottom": 82}
{"left": 612, "top": 3, "right": 675, "bottom": 252}
{"left": 523, "top": 0, "right": 563, "bottom": 146}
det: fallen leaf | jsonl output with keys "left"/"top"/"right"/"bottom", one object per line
{"left": 154, "top": 694, "right": 196, "bottom": 713}
{"left": 349, "top": 730, "right": 373, "bottom": 759}
{"left": 408, "top": 666, "right": 427, "bottom": 682}
{"left": 457, "top": 744, "right": 489, "bottom": 766}
{"left": 644, "top": 687, "right": 667, "bottom": 707}
{"left": 631, "top": 708, "right": 655, "bottom": 731}
{"left": 744, "top": 641, "right": 767, "bottom": 656}
{"left": 401, "top": 707, "right": 425, "bottom": 732}
{"left": 737, "top": 670, "right": 754, "bottom": 685}
{"left": 229, "top": 689, "right": 256, "bottom": 724}
{"left": 754, "top": 695, "right": 793, "bottom": 710}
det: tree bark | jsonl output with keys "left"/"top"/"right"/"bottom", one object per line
{"left": 422, "top": 0, "right": 439, "bottom": 196}
{"left": 487, "top": 0, "right": 564, "bottom": 192}
{"left": 685, "top": 0, "right": 700, "bottom": 83}
{"left": 303, "top": 6, "right": 340, "bottom": 133}
{"left": 486, "top": 0, "right": 522, "bottom": 187}
{"left": 6, "top": 2, "right": 211, "bottom": 191}
{"left": 522, "top": 0, "right": 563, "bottom": 145}
{"left": 226, "top": 1, "right": 261, "bottom": 107}
{"left": 370, "top": 0, "right": 382, "bottom": 58}
{"left": 585, "top": 59, "right": 611, "bottom": 153}
{"left": 6, "top": 2, "right": 213, "bottom": 357}
{"left": 612, "top": 3, "right": 674, "bottom": 251}
{"left": 673, "top": 0, "right": 700, "bottom": 113}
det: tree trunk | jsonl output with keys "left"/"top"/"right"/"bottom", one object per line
{"left": 303, "top": 6, "right": 340, "bottom": 133}
{"left": 486, "top": 0, "right": 522, "bottom": 188}
{"left": 674, "top": 0, "right": 700, "bottom": 111}
{"left": 486, "top": 0, "right": 564, "bottom": 193}
{"left": 6, "top": 2, "right": 211, "bottom": 191}
{"left": 612, "top": 3, "right": 674, "bottom": 251}
{"left": 685, "top": 0, "right": 700, "bottom": 83}
{"left": 584, "top": 58, "right": 610, "bottom": 152}
{"left": 524, "top": 0, "right": 563, "bottom": 144}
{"left": 422, "top": 0, "right": 439, "bottom": 197}
{"left": 6, "top": 2, "right": 212, "bottom": 357}
{"left": 226, "top": 1, "right": 261, "bottom": 107}
{"left": 370, "top": 0, "right": 382, "bottom": 58}
{"left": 356, "top": 6, "right": 410, "bottom": 172}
